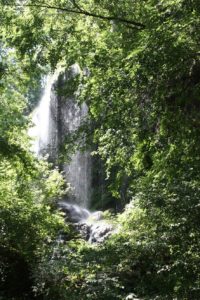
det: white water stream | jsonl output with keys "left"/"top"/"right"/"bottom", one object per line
{"left": 29, "top": 73, "right": 59, "bottom": 156}
{"left": 29, "top": 66, "right": 114, "bottom": 243}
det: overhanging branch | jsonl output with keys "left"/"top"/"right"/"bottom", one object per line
{"left": 4, "top": 2, "right": 145, "bottom": 29}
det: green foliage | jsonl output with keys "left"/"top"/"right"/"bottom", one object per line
{"left": 0, "top": 151, "right": 67, "bottom": 298}
{"left": 0, "top": 0, "right": 200, "bottom": 299}
{"left": 0, "top": 44, "right": 67, "bottom": 299}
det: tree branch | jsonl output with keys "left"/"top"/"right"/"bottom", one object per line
{"left": 71, "top": 0, "right": 84, "bottom": 12}
{"left": 5, "top": 2, "right": 145, "bottom": 29}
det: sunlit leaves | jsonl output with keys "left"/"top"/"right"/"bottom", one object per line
{"left": 0, "top": 0, "right": 200, "bottom": 298}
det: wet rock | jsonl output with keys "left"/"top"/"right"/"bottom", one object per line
{"left": 90, "top": 211, "right": 103, "bottom": 221}
{"left": 59, "top": 202, "right": 90, "bottom": 222}
{"left": 75, "top": 222, "right": 91, "bottom": 240}
{"left": 89, "top": 222, "right": 113, "bottom": 243}
{"left": 126, "top": 294, "right": 141, "bottom": 300}
{"left": 58, "top": 202, "right": 114, "bottom": 244}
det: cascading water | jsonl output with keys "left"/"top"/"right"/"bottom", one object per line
{"left": 59, "top": 95, "right": 91, "bottom": 207}
{"left": 29, "top": 65, "right": 114, "bottom": 243}
{"left": 59, "top": 202, "right": 113, "bottom": 243}
{"left": 50, "top": 63, "right": 92, "bottom": 207}
{"left": 29, "top": 73, "right": 59, "bottom": 156}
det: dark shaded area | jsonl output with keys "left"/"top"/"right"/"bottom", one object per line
{"left": 0, "top": 246, "right": 42, "bottom": 300}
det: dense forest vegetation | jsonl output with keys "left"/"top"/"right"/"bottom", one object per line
{"left": 0, "top": 0, "right": 200, "bottom": 299}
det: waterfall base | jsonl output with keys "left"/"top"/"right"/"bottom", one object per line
{"left": 59, "top": 202, "right": 114, "bottom": 243}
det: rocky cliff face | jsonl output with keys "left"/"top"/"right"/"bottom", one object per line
{"left": 49, "top": 64, "right": 92, "bottom": 207}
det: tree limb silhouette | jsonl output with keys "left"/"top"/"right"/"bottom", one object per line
{"left": 5, "top": 1, "right": 145, "bottom": 29}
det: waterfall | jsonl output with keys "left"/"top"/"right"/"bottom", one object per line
{"left": 29, "top": 65, "right": 114, "bottom": 243}
{"left": 29, "top": 73, "right": 59, "bottom": 156}
{"left": 55, "top": 64, "right": 91, "bottom": 207}
{"left": 61, "top": 100, "right": 91, "bottom": 207}
{"left": 29, "top": 65, "right": 91, "bottom": 207}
